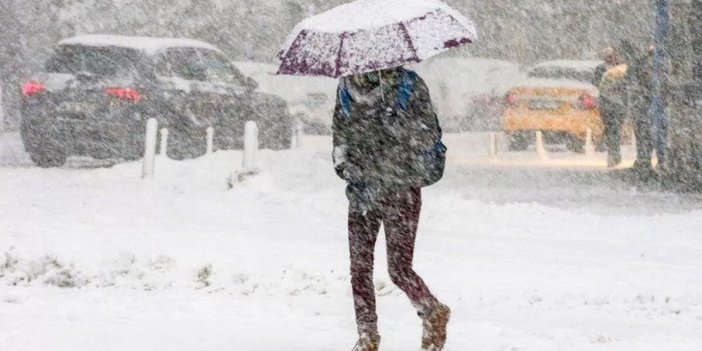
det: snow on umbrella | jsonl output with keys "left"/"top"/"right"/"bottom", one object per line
{"left": 277, "top": 0, "right": 478, "bottom": 78}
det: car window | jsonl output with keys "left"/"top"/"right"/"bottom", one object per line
{"left": 153, "top": 53, "right": 171, "bottom": 78}
{"left": 46, "top": 45, "right": 140, "bottom": 78}
{"left": 163, "top": 48, "right": 207, "bottom": 81}
{"left": 198, "top": 50, "right": 247, "bottom": 85}
{"left": 528, "top": 66, "right": 594, "bottom": 83}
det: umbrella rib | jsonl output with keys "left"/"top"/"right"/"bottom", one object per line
{"left": 335, "top": 33, "right": 348, "bottom": 78}
{"left": 399, "top": 22, "right": 420, "bottom": 63}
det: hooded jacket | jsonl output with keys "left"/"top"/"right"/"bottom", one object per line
{"left": 332, "top": 68, "right": 444, "bottom": 195}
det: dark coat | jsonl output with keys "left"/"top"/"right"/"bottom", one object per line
{"left": 332, "top": 68, "right": 443, "bottom": 210}
{"left": 593, "top": 63, "right": 608, "bottom": 86}
{"left": 625, "top": 53, "right": 655, "bottom": 112}
{"left": 619, "top": 41, "right": 654, "bottom": 112}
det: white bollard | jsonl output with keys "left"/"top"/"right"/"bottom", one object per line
{"left": 142, "top": 118, "right": 158, "bottom": 180}
{"left": 631, "top": 129, "right": 637, "bottom": 147}
{"left": 242, "top": 121, "right": 259, "bottom": 171}
{"left": 295, "top": 123, "right": 305, "bottom": 148}
{"left": 291, "top": 125, "right": 298, "bottom": 148}
{"left": 206, "top": 126, "right": 214, "bottom": 154}
{"left": 584, "top": 128, "right": 595, "bottom": 157}
{"left": 489, "top": 132, "right": 498, "bottom": 159}
{"left": 228, "top": 121, "right": 260, "bottom": 188}
{"left": 159, "top": 128, "right": 169, "bottom": 156}
{"left": 535, "top": 131, "right": 548, "bottom": 160}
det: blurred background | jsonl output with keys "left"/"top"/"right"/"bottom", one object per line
{"left": 0, "top": 0, "right": 654, "bottom": 129}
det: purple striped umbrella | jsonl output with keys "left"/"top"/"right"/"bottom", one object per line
{"left": 277, "top": 0, "right": 478, "bottom": 78}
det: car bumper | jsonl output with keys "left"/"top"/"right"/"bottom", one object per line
{"left": 501, "top": 109, "right": 604, "bottom": 140}
{"left": 21, "top": 111, "right": 146, "bottom": 158}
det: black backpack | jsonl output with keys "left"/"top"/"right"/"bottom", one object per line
{"left": 339, "top": 69, "right": 447, "bottom": 188}
{"left": 396, "top": 70, "right": 446, "bottom": 188}
{"left": 418, "top": 140, "right": 447, "bottom": 187}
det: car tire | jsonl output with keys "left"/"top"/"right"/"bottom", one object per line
{"left": 258, "top": 119, "right": 293, "bottom": 150}
{"left": 595, "top": 140, "right": 607, "bottom": 152}
{"left": 30, "top": 147, "right": 68, "bottom": 168}
{"left": 262, "top": 132, "right": 292, "bottom": 150}
{"left": 508, "top": 132, "right": 531, "bottom": 151}
{"left": 566, "top": 135, "right": 586, "bottom": 153}
{"left": 167, "top": 126, "right": 207, "bottom": 161}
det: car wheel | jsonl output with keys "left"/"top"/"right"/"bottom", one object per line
{"left": 262, "top": 132, "right": 292, "bottom": 150}
{"left": 508, "top": 132, "right": 531, "bottom": 151}
{"left": 30, "top": 147, "right": 68, "bottom": 168}
{"left": 595, "top": 140, "right": 607, "bottom": 152}
{"left": 258, "top": 120, "right": 293, "bottom": 150}
{"left": 167, "top": 126, "right": 207, "bottom": 160}
{"left": 566, "top": 135, "right": 586, "bottom": 153}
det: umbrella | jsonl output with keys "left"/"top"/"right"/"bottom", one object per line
{"left": 277, "top": 0, "right": 478, "bottom": 78}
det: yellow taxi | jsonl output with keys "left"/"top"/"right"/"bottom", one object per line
{"left": 501, "top": 60, "right": 603, "bottom": 152}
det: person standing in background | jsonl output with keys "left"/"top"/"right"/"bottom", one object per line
{"left": 593, "top": 47, "right": 619, "bottom": 86}
{"left": 597, "top": 47, "right": 627, "bottom": 167}
{"left": 622, "top": 41, "right": 657, "bottom": 178}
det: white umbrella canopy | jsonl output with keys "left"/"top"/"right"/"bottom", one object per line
{"left": 277, "top": 0, "right": 478, "bottom": 78}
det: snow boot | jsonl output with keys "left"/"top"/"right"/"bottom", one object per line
{"left": 351, "top": 333, "right": 380, "bottom": 351}
{"left": 420, "top": 303, "right": 451, "bottom": 351}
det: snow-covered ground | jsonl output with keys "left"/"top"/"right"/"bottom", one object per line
{"left": 1, "top": 132, "right": 701, "bottom": 350}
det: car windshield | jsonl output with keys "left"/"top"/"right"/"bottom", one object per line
{"left": 527, "top": 66, "right": 594, "bottom": 83}
{"left": 46, "top": 45, "right": 140, "bottom": 78}
{"left": 198, "top": 50, "right": 247, "bottom": 85}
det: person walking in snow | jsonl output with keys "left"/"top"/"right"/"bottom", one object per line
{"left": 332, "top": 67, "right": 449, "bottom": 351}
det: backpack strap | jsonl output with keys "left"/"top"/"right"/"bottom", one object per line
{"left": 339, "top": 78, "right": 352, "bottom": 119}
{"left": 396, "top": 70, "right": 417, "bottom": 111}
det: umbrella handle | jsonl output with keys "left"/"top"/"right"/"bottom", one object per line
{"left": 379, "top": 70, "right": 385, "bottom": 103}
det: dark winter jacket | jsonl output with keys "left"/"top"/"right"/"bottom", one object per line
{"left": 625, "top": 53, "right": 655, "bottom": 112}
{"left": 332, "top": 68, "right": 444, "bottom": 206}
{"left": 619, "top": 41, "right": 654, "bottom": 112}
{"left": 593, "top": 63, "right": 608, "bottom": 86}
{"left": 599, "top": 64, "right": 628, "bottom": 112}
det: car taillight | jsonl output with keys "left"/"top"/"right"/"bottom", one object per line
{"left": 580, "top": 94, "right": 597, "bottom": 110}
{"left": 105, "top": 87, "right": 142, "bottom": 103}
{"left": 505, "top": 93, "right": 517, "bottom": 106}
{"left": 22, "top": 81, "right": 46, "bottom": 97}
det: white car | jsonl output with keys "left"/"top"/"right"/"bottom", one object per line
{"left": 414, "top": 57, "right": 525, "bottom": 132}
{"left": 234, "top": 62, "right": 337, "bottom": 134}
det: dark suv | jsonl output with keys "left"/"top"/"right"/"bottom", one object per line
{"left": 20, "top": 35, "right": 292, "bottom": 167}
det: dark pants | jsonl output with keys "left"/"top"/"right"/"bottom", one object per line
{"left": 633, "top": 104, "right": 655, "bottom": 169}
{"left": 348, "top": 187, "right": 438, "bottom": 336}
{"left": 601, "top": 99, "right": 626, "bottom": 164}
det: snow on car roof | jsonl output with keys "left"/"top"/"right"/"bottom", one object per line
{"left": 532, "top": 60, "right": 603, "bottom": 72}
{"left": 414, "top": 57, "right": 524, "bottom": 95}
{"left": 57, "top": 35, "right": 221, "bottom": 55}
{"left": 514, "top": 78, "right": 599, "bottom": 94}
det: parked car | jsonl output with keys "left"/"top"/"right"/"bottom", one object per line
{"left": 501, "top": 60, "right": 603, "bottom": 152}
{"left": 234, "top": 61, "right": 337, "bottom": 134}
{"left": 464, "top": 89, "right": 509, "bottom": 131}
{"left": 20, "top": 35, "right": 292, "bottom": 167}
{"left": 414, "top": 57, "right": 524, "bottom": 132}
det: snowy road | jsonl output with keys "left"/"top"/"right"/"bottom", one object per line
{"left": 1, "top": 132, "right": 701, "bottom": 350}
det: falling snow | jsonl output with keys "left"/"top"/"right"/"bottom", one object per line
{"left": 1, "top": 0, "right": 702, "bottom": 350}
